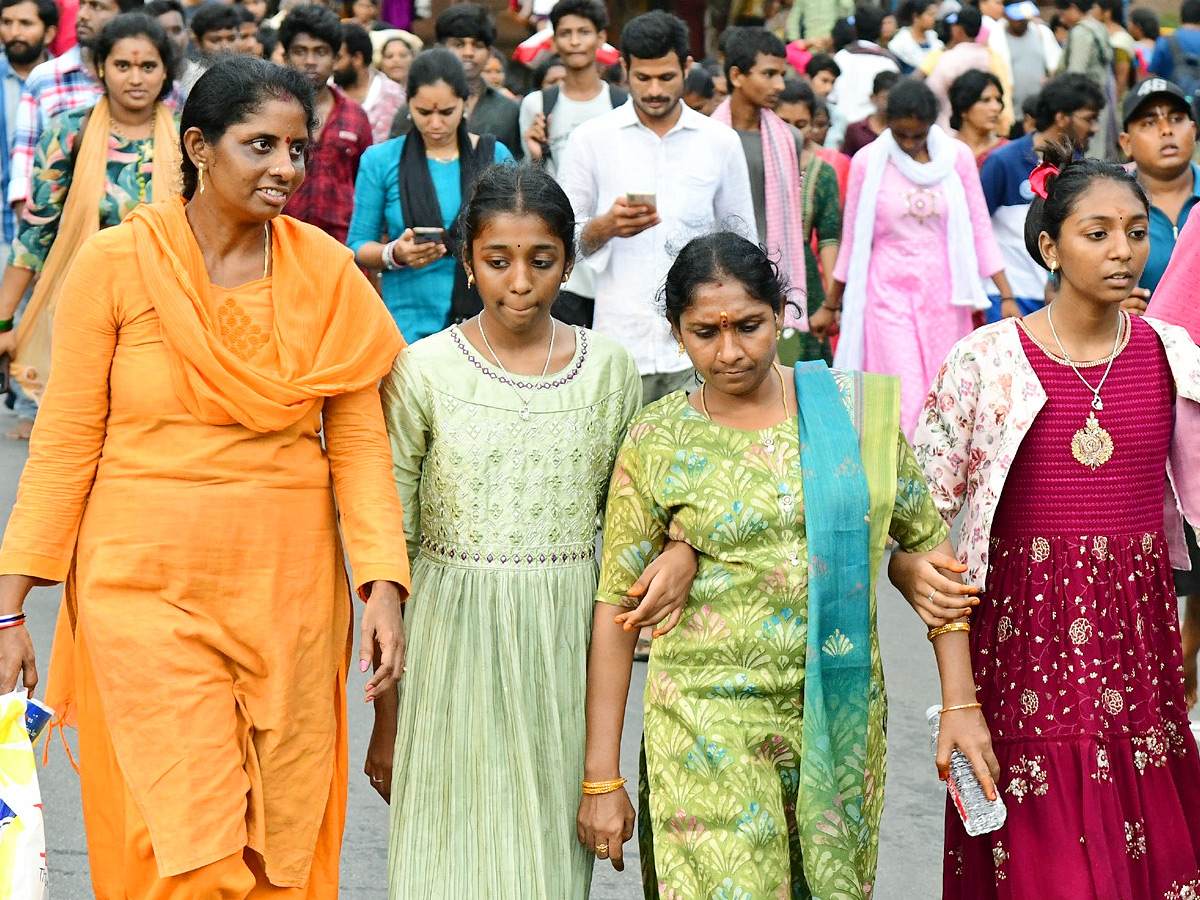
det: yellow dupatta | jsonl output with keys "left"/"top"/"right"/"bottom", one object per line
{"left": 11, "top": 96, "right": 181, "bottom": 402}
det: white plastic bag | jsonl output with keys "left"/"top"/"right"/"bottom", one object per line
{"left": 0, "top": 689, "right": 49, "bottom": 900}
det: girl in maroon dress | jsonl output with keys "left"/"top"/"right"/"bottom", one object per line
{"left": 912, "top": 143, "right": 1200, "bottom": 898}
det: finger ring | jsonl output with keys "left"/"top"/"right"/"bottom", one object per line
{"left": 370, "top": 775, "right": 383, "bottom": 783}
{"left": 595, "top": 842, "right": 609, "bottom": 858}
{"left": 928, "top": 589, "right": 937, "bottom": 604}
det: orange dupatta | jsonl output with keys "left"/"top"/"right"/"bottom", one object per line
{"left": 11, "top": 97, "right": 181, "bottom": 401}
{"left": 127, "top": 196, "right": 405, "bottom": 433}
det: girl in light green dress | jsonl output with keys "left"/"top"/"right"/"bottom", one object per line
{"left": 370, "top": 165, "right": 697, "bottom": 900}
{"left": 577, "top": 233, "right": 978, "bottom": 899}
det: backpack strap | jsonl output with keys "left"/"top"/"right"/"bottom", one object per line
{"left": 607, "top": 84, "right": 628, "bottom": 108}
{"left": 542, "top": 85, "right": 560, "bottom": 119}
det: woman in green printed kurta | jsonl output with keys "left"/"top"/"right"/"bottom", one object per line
{"left": 577, "top": 233, "right": 977, "bottom": 900}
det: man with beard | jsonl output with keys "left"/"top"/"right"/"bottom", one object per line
{"left": 557, "top": 10, "right": 755, "bottom": 404}
{"left": 0, "top": 0, "right": 55, "bottom": 252}
{"left": 7, "top": 0, "right": 143, "bottom": 212}
{"left": 388, "top": 3, "right": 521, "bottom": 157}
{"left": 279, "top": 2, "right": 371, "bottom": 242}
{"left": 332, "top": 21, "right": 403, "bottom": 144}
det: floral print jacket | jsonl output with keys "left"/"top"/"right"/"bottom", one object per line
{"left": 914, "top": 316, "right": 1200, "bottom": 592}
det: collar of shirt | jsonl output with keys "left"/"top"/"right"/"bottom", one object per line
{"left": 613, "top": 98, "right": 701, "bottom": 136}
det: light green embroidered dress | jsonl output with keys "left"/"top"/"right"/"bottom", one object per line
{"left": 381, "top": 325, "right": 641, "bottom": 900}
{"left": 597, "top": 390, "right": 947, "bottom": 900}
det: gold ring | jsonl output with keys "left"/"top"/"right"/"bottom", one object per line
{"left": 595, "top": 842, "right": 609, "bottom": 858}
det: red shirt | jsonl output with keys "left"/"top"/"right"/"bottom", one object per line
{"left": 284, "top": 86, "right": 372, "bottom": 243}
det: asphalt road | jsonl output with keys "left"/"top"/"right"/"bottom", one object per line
{"left": 0, "top": 413, "right": 951, "bottom": 900}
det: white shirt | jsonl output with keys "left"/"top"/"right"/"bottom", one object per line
{"left": 830, "top": 42, "right": 899, "bottom": 124}
{"left": 557, "top": 100, "right": 756, "bottom": 375}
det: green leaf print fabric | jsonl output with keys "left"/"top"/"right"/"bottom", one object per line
{"left": 596, "top": 375, "right": 948, "bottom": 900}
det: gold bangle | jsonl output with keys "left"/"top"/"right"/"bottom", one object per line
{"left": 926, "top": 621, "right": 971, "bottom": 642}
{"left": 582, "top": 777, "right": 627, "bottom": 795}
{"left": 939, "top": 702, "right": 983, "bottom": 714}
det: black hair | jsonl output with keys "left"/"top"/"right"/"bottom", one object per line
{"left": 548, "top": 0, "right": 607, "bottom": 33}
{"left": 191, "top": 1, "right": 241, "bottom": 39}
{"left": 948, "top": 68, "right": 1003, "bottom": 129}
{"left": 1033, "top": 71, "right": 1104, "bottom": 130}
{"left": 621, "top": 10, "right": 689, "bottom": 67}
{"left": 236, "top": 5, "right": 255, "bottom": 24}
{"left": 181, "top": 55, "right": 317, "bottom": 199}
{"left": 1129, "top": 8, "right": 1159, "bottom": 39}
{"left": 779, "top": 75, "right": 814, "bottom": 107}
{"left": 1054, "top": 0, "right": 1092, "bottom": 11}
{"left": 602, "top": 60, "right": 624, "bottom": 86}
{"left": 1097, "top": 0, "right": 1123, "bottom": 25}
{"left": 278, "top": 2, "right": 342, "bottom": 53}
{"left": 435, "top": 3, "right": 496, "bottom": 47}
{"left": 1022, "top": 140, "right": 1148, "bottom": 271}
{"left": 831, "top": 16, "right": 856, "bottom": 50}
{"left": 853, "top": 4, "right": 884, "bottom": 42}
{"left": 1, "top": 0, "right": 59, "bottom": 30}
{"left": 1184, "top": 0, "right": 1200, "bottom": 25}
{"left": 144, "top": 0, "right": 182, "bottom": 16}
{"left": 407, "top": 46, "right": 468, "bottom": 100}
{"left": 811, "top": 95, "right": 830, "bottom": 120}
{"left": 952, "top": 5, "right": 982, "bottom": 38}
{"left": 341, "top": 0, "right": 376, "bottom": 16}
{"left": 723, "top": 26, "right": 786, "bottom": 84}
{"left": 532, "top": 53, "right": 565, "bottom": 89}
{"left": 684, "top": 61, "right": 714, "bottom": 98}
{"left": 95, "top": 12, "right": 177, "bottom": 96}
{"left": 460, "top": 163, "right": 577, "bottom": 269}
{"left": 661, "top": 232, "right": 787, "bottom": 325}
{"left": 1049, "top": 12, "right": 1066, "bottom": 32}
{"left": 897, "top": 0, "right": 935, "bottom": 27}
{"left": 872, "top": 69, "right": 899, "bottom": 95}
{"left": 256, "top": 23, "right": 278, "bottom": 57}
{"left": 717, "top": 24, "right": 745, "bottom": 55}
{"left": 116, "top": 0, "right": 145, "bottom": 13}
{"left": 885, "top": 77, "right": 938, "bottom": 123}
{"left": 341, "top": 21, "right": 371, "bottom": 64}
{"left": 805, "top": 51, "right": 840, "bottom": 79}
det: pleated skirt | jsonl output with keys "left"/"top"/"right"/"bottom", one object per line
{"left": 387, "top": 555, "right": 596, "bottom": 899}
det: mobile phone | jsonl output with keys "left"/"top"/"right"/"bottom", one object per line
{"left": 413, "top": 227, "right": 445, "bottom": 244}
{"left": 0, "top": 353, "right": 9, "bottom": 395}
{"left": 626, "top": 192, "right": 656, "bottom": 211}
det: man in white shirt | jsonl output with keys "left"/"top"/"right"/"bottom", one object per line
{"left": 557, "top": 9, "right": 756, "bottom": 403}
{"left": 519, "top": 0, "right": 625, "bottom": 326}
{"left": 830, "top": 4, "right": 899, "bottom": 126}
{"left": 987, "top": 0, "right": 1061, "bottom": 118}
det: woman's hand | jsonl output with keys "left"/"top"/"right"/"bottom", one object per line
{"left": 577, "top": 787, "right": 636, "bottom": 871}
{"left": 0, "top": 625, "right": 35, "bottom": 696}
{"left": 360, "top": 580, "right": 405, "bottom": 702}
{"left": 935, "top": 706, "right": 1001, "bottom": 802}
{"left": 364, "top": 686, "right": 398, "bottom": 803}
{"left": 808, "top": 305, "right": 839, "bottom": 342}
{"left": 1121, "top": 287, "right": 1150, "bottom": 317}
{"left": 613, "top": 540, "right": 697, "bottom": 638}
{"left": 888, "top": 548, "right": 979, "bottom": 627}
{"left": 0, "top": 331, "right": 17, "bottom": 358}
{"left": 391, "top": 229, "right": 445, "bottom": 270}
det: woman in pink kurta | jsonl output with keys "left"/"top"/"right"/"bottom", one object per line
{"left": 815, "top": 79, "right": 1012, "bottom": 435}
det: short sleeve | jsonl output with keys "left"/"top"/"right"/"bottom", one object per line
{"left": 889, "top": 431, "right": 951, "bottom": 553}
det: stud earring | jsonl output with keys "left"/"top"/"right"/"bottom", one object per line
{"left": 1048, "top": 260, "right": 1057, "bottom": 273}
{"left": 198, "top": 163, "right": 206, "bottom": 195}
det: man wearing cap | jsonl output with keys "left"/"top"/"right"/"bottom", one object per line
{"left": 987, "top": 0, "right": 1061, "bottom": 122}
{"left": 978, "top": 72, "right": 1104, "bottom": 320}
{"left": 1119, "top": 77, "right": 1200, "bottom": 294}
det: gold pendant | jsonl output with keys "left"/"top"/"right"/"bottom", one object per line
{"left": 1071, "top": 411, "right": 1114, "bottom": 470}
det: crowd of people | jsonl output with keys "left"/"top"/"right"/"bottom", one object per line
{"left": 0, "top": 0, "right": 1195, "bottom": 897}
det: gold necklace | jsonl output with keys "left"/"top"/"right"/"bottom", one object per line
{"left": 263, "top": 222, "right": 271, "bottom": 280}
{"left": 1046, "top": 306, "right": 1123, "bottom": 470}
{"left": 701, "top": 364, "right": 790, "bottom": 422}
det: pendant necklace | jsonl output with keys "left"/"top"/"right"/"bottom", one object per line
{"left": 477, "top": 311, "right": 555, "bottom": 421}
{"left": 1046, "top": 305, "right": 1123, "bottom": 470}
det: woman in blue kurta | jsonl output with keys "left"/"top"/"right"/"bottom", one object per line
{"left": 347, "top": 48, "right": 511, "bottom": 340}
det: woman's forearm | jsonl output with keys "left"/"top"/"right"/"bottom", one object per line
{"left": 0, "top": 265, "right": 35, "bottom": 321}
{"left": 932, "top": 631, "right": 978, "bottom": 707}
{"left": 0, "top": 575, "right": 38, "bottom": 616}
{"left": 584, "top": 602, "right": 640, "bottom": 780}
{"left": 355, "top": 241, "right": 389, "bottom": 270}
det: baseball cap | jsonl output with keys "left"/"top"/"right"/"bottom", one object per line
{"left": 1121, "top": 77, "right": 1194, "bottom": 128}
{"left": 1003, "top": 2, "right": 1040, "bottom": 20}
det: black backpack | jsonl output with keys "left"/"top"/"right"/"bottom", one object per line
{"left": 537, "top": 84, "right": 627, "bottom": 163}
{"left": 1169, "top": 34, "right": 1200, "bottom": 102}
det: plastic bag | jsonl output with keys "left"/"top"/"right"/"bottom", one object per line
{"left": 0, "top": 689, "right": 50, "bottom": 900}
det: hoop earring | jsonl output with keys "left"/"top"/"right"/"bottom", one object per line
{"left": 198, "top": 163, "right": 206, "bottom": 195}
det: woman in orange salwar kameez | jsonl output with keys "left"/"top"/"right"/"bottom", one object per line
{"left": 0, "top": 56, "right": 409, "bottom": 899}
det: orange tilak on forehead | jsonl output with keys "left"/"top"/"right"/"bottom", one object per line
{"left": 719, "top": 310, "right": 729, "bottom": 328}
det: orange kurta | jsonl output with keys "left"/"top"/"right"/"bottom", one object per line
{"left": 0, "top": 202, "right": 409, "bottom": 892}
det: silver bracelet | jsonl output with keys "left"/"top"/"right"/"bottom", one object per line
{"left": 381, "top": 239, "right": 405, "bottom": 271}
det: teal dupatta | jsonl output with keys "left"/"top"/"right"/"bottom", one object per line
{"left": 795, "top": 361, "right": 875, "bottom": 899}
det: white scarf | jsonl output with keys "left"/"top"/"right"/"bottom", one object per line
{"left": 834, "top": 124, "right": 989, "bottom": 370}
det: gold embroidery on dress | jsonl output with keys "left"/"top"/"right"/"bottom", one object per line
{"left": 216, "top": 295, "right": 269, "bottom": 361}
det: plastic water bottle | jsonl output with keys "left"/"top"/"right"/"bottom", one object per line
{"left": 926, "top": 705, "right": 1007, "bottom": 836}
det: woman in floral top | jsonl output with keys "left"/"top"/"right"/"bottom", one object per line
{"left": 0, "top": 12, "right": 180, "bottom": 427}
{"left": 915, "top": 146, "right": 1200, "bottom": 897}
{"left": 578, "top": 232, "right": 979, "bottom": 900}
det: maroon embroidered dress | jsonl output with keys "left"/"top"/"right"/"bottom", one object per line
{"left": 945, "top": 314, "right": 1200, "bottom": 899}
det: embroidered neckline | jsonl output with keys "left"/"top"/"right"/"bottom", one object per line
{"left": 450, "top": 324, "right": 588, "bottom": 390}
